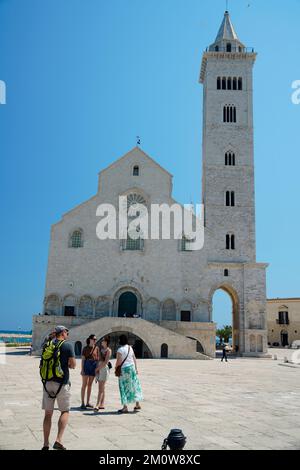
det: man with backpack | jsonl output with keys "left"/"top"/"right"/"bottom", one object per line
{"left": 40, "top": 325, "right": 76, "bottom": 450}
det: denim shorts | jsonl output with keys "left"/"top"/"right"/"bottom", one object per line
{"left": 83, "top": 360, "right": 97, "bottom": 376}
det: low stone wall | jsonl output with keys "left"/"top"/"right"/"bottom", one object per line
{"left": 160, "top": 321, "right": 216, "bottom": 357}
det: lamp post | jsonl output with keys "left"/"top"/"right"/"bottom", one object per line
{"left": 162, "top": 429, "right": 186, "bottom": 450}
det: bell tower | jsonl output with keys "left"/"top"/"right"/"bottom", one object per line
{"left": 200, "top": 11, "right": 257, "bottom": 262}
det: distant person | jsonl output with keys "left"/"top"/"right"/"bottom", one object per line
{"left": 221, "top": 343, "right": 228, "bottom": 362}
{"left": 41, "top": 325, "right": 76, "bottom": 450}
{"left": 80, "top": 335, "right": 99, "bottom": 410}
{"left": 29, "top": 344, "right": 33, "bottom": 356}
{"left": 94, "top": 336, "right": 112, "bottom": 411}
{"left": 115, "top": 334, "right": 143, "bottom": 413}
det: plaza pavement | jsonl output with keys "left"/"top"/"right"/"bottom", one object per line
{"left": 0, "top": 347, "right": 299, "bottom": 450}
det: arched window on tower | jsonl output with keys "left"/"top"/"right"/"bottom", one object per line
{"left": 238, "top": 77, "right": 243, "bottom": 90}
{"left": 231, "top": 191, "right": 235, "bottom": 206}
{"left": 225, "top": 191, "right": 235, "bottom": 207}
{"left": 226, "top": 43, "right": 232, "bottom": 52}
{"left": 225, "top": 151, "right": 236, "bottom": 166}
{"left": 223, "top": 105, "right": 236, "bottom": 123}
{"left": 226, "top": 234, "right": 235, "bottom": 250}
{"left": 217, "top": 77, "right": 221, "bottom": 90}
{"left": 233, "top": 77, "right": 237, "bottom": 90}
{"left": 227, "top": 77, "right": 232, "bottom": 90}
{"left": 222, "top": 77, "right": 226, "bottom": 90}
{"left": 226, "top": 191, "right": 230, "bottom": 206}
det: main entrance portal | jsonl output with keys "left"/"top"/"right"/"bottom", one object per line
{"left": 118, "top": 292, "right": 138, "bottom": 317}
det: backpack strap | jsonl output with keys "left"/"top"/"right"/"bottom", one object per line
{"left": 43, "top": 381, "right": 64, "bottom": 400}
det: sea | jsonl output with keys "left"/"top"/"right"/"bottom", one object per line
{"left": 0, "top": 330, "right": 32, "bottom": 344}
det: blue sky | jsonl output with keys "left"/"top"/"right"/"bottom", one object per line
{"left": 0, "top": 0, "right": 299, "bottom": 330}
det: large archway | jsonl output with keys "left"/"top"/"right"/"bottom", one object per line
{"left": 210, "top": 284, "right": 240, "bottom": 356}
{"left": 97, "top": 331, "right": 153, "bottom": 359}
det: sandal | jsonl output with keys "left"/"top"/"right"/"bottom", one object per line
{"left": 53, "top": 441, "right": 66, "bottom": 450}
{"left": 118, "top": 408, "right": 129, "bottom": 414}
{"left": 94, "top": 407, "right": 100, "bottom": 412}
{"left": 134, "top": 406, "right": 141, "bottom": 411}
{"left": 86, "top": 403, "right": 93, "bottom": 408}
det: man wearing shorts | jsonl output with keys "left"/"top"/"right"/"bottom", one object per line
{"left": 42, "top": 325, "right": 76, "bottom": 450}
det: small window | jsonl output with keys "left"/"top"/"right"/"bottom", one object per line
{"left": 217, "top": 77, "right": 221, "bottom": 90}
{"left": 233, "top": 77, "right": 237, "bottom": 90}
{"left": 223, "top": 105, "right": 236, "bottom": 123}
{"left": 225, "top": 152, "right": 236, "bottom": 166}
{"left": 133, "top": 165, "right": 139, "bottom": 176}
{"left": 238, "top": 77, "right": 243, "bottom": 90}
{"left": 181, "top": 235, "right": 195, "bottom": 252}
{"left": 227, "top": 77, "right": 232, "bottom": 90}
{"left": 222, "top": 77, "right": 226, "bottom": 90}
{"left": 231, "top": 191, "right": 235, "bottom": 206}
{"left": 226, "top": 43, "right": 232, "bottom": 52}
{"left": 181, "top": 311, "right": 191, "bottom": 322}
{"left": 225, "top": 191, "right": 235, "bottom": 207}
{"left": 122, "top": 235, "right": 144, "bottom": 251}
{"left": 215, "top": 45, "right": 219, "bottom": 52}
{"left": 224, "top": 269, "right": 229, "bottom": 277}
{"left": 70, "top": 230, "right": 82, "bottom": 248}
{"left": 226, "top": 234, "right": 235, "bottom": 250}
{"left": 231, "top": 234, "right": 235, "bottom": 250}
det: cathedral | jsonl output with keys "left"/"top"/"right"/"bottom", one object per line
{"left": 32, "top": 11, "right": 268, "bottom": 359}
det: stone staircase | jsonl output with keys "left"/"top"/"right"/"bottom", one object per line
{"left": 67, "top": 317, "right": 212, "bottom": 360}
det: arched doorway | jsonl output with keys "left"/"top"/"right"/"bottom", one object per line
{"left": 74, "top": 341, "right": 82, "bottom": 357}
{"left": 161, "top": 343, "right": 168, "bottom": 358}
{"left": 281, "top": 330, "right": 289, "bottom": 347}
{"left": 118, "top": 292, "right": 138, "bottom": 317}
{"left": 211, "top": 285, "right": 239, "bottom": 357}
{"left": 97, "top": 331, "right": 152, "bottom": 359}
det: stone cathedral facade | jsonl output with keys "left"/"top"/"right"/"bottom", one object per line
{"left": 32, "top": 11, "right": 268, "bottom": 359}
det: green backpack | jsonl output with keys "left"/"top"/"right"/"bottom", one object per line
{"left": 40, "top": 339, "right": 65, "bottom": 398}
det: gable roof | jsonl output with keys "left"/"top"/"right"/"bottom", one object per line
{"left": 99, "top": 146, "right": 173, "bottom": 178}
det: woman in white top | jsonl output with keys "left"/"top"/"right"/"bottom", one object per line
{"left": 115, "top": 334, "right": 143, "bottom": 413}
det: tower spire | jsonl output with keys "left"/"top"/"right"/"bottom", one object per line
{"left": 215, "top": 10, "right": 239, "bottom": 43}
{"left": 207, "top": 10, "right": 245, "bottom": 53}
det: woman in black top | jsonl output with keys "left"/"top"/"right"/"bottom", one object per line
{"left": 80, "top": 335, "right": 99, "bottom": 409}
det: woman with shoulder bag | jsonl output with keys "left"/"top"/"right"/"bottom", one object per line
{"left": 115, "top": 334, "right": 143, "bottom": 413}
{"left": 80, "top": 335, "right": 99, "bottom": 410}
{"left": 94, "top": 336, "right": 112, "bottom": 411}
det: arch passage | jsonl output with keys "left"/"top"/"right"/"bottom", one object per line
{"left": 98, "top": 331, "right": 152, "bottom": 359}
{"left": 211, "top": 285, "right": 240, "bottom": 354}
{"left": 118, "top": 292, "right": 138, "bottom": 317}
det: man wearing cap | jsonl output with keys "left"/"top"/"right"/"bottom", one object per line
{"left": 42, "top": 325, "right": 76, "bottom": 451}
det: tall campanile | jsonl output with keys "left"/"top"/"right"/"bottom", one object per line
{"left": 200, "top": 11, "right": 268, "bottom": 355}
{"left": 200, "top": 11, "right": 256, "bottom": 262}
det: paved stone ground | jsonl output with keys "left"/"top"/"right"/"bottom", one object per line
{"left": 0, "top": 347, "right": 299, "bottom": 450}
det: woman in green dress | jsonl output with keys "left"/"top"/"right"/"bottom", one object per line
{"left": 115, "top": 334, "right": 143, "bottom": 413}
